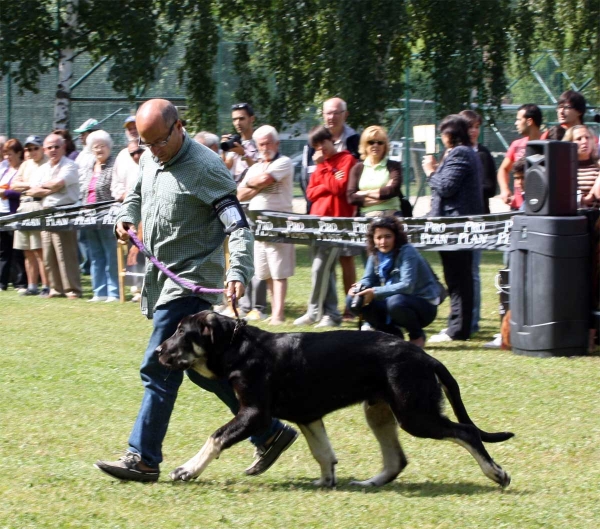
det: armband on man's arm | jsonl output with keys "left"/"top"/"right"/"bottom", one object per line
{"left": 213, "top": 194, "right": 249, "bottom": 234}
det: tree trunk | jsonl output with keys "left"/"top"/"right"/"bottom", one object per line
{"left": 53, "top": 0, "right": 78, "bottom": 130}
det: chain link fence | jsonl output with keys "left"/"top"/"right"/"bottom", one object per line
{"left": 1, "top": 48, "right": 597, "bottom": 201}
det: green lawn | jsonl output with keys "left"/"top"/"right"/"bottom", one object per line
{"left": 1, "top": 247, "right": 599, "bottom": 528}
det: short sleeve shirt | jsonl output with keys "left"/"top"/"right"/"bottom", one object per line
{"left": 242, "top": 155, "right": 294, "bottom": 212}
{"left": 38, "top": 157, "right": 80, "bottom": 207}
{"left": 505, "top": 137, "right": 529, "bottom": 163}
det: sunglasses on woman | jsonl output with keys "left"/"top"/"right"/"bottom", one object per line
{"left": 367, "top": 140, "right": 385, "bottom": 146}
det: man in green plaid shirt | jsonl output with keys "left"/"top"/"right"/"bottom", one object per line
{"left": 96, "top": 99, "right": 297, "bottom": 483}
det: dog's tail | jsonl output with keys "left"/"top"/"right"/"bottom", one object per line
{"left": 434, "top": 361, "right": 514, "bottom": 443}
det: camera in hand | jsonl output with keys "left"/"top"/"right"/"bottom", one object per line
{"left": 220, "top": 134, "right": 242, "bottom": 152}
{"left": 350, "top": 283, "right": 367, "bottom": 310}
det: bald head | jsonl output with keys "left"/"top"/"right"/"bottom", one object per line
{"left": 136, "top": 99, "right": 178, "bottom": 131}
{"left": 136, "top": 99, "right": 183, "bottom": 163}
{"left": 43, "top": 133, "right": 66, "bottom": 165}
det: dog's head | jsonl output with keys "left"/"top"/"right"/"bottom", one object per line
{"left": 156, "top": 310, "right": 237, "bottom": 377}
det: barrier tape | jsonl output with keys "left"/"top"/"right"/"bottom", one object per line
{"left": 0, "top": 201, "right": 520, "bottom": 251}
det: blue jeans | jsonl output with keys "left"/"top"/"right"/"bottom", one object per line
{"left": 347, "top": 292, "right": 437, "bottom": 340}
{"left": 128, "top": 296, "right": 282, "bottom": 468}
{"left": 77, "top": 230, "right": 91, "bottom": 275}
{"left": 471, "top": 250, "right": 481, "bottom": 333}
{"left": 87, "top": 228, "right": 119, "bottom": 298}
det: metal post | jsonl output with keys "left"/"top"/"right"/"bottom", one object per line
{"left": 6, "top": 70, "right": 11, "bottom": 137}
{"left": 403, "top": 66, "right": 411, "bottom": 198}
{"left": 216, "top": 27, "right": 224, "bottom": 132}
{"left": 69, "top": 57, "right": 109, "bottom": 91}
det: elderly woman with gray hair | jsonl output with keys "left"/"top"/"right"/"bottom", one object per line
{"left": 80, "top": 130, "right": 120, "bottom": 302}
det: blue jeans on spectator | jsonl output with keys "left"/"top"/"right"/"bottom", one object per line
{"left": 78, "top": 230, "right": 91, "bottom": 275}
{"left": 471, "top": 250, "right": 481, "bottom": 333}
{"left": 347, "top": 292, "right": 437, "bottom": 341}
{"left": 128, "top": 296, "right": 282, "bottom": 468}
{"left": 87, "top": 228, "right": 119, "bottom": 299}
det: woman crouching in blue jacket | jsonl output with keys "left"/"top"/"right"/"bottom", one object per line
{"left": 346, "top": 215, "right": 439, "bottom": 348}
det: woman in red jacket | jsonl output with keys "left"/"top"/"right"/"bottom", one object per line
{"left": 294, "top": 126, "right": 357, "bottom": 328}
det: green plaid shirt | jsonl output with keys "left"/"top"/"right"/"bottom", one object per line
{"left": 116, "top": 133, "right": 254, "bottom": 317}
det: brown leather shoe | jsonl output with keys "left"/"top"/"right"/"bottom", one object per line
{"left": 95, "top": 452, "right": 159, "bottom": 482}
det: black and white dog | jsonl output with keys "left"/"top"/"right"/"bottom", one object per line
{"left": 157, "top": 311, "right": 513, "bottom": 487}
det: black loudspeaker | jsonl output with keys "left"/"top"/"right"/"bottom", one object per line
{"left": 525, "top": 140, "right": 577, "bottom": 216}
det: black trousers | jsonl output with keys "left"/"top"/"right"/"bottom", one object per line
{"left": 0, "top": 209, "right": 26, "bottom": 289}
{"left": 440, "top": 250, "right": 474, "bottom": 340}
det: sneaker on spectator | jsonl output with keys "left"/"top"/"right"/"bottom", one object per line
{"left": 428, "top": 331, "right": 453, "bottom": 343}
{"left": 484, "top": 334, "right": 502, "bottom": 349}
{"left": 95, "top": 451, "right": 159, "bottom": 482}
{"left": 293, "top": 313, "right": 316, "bottom": 326}
{"left": 17, "top": 287, "right": 28, "bottom": 294}
{"left": 244, "top": 309, "right": 267, "bottom": 322}
{"left": 105, "top": 297, "right": 118, "bottom": 303}
{"left": 314, "top": 315, "right": 341, "bottom": 328}
{"left": 20, "top": 288, "right": 39, "bottom": 296}
{"left": 244, "top": 425, "right": 298, "bottom": 476}
{"left": 39, "top": 287, "right": 50, "bottom": 298}
{"left": 88, "top": 296, "right": 107, "bottom": 302}
{"left": 360, "top": 321, "right": 374, "bottom": 331}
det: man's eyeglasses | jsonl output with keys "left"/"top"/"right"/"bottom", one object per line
{"left": 44, "top": 145, "right": 61, "bottom": 151}
{"left": 25, "top": 146, "right": 40, "bottom": 152}
{"left": 129, "top": 149, "right": 145, "bottom": 157}
{"left": 367, "top": 140, "right": 385, "bottom": 146}
{"left": 324, "top": 110, "right": 344, "bottom": 117}
{"left": 138, "top": 121, "right": 177, "bottom": 149}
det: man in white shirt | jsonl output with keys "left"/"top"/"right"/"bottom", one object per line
{"left": 112, "top": 116, "right": 141, "bottom": 201}
{"left": 237, "top": 125, "right": 295, "bottom": 325}
{"left": 28, "top": 134, "right": 82, "bottom": 299}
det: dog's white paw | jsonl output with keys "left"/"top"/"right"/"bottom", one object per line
{"left": 170, "top": 466, "right": 197, "bottom": 481}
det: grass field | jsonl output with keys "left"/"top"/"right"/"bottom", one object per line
{"left": 1, "top": 247, "right": 599, "bottom": 529}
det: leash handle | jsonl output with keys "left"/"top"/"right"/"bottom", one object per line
{"left": 126, "top": 228, "right": 225, "bottom": 295}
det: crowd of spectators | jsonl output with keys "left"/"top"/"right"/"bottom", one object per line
{"left": 1, "top": 90, "right": 599, "bottom": 347}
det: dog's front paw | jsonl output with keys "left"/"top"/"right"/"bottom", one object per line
{"left": 170, "top": 465, "right": 198, "bottom": 482}
{"left": 312, "top": 476, "right": 336, "bottom": 488}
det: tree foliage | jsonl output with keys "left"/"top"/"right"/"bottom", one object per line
{"left": 1, "top": 0, "right": 178, "bottom": 95}
{"left": 1, "top": 0, "right": 598, "bottom": 132}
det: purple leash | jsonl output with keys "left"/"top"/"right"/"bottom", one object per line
{"left": 126, "top": 228, "right": 242, "bottom": 321}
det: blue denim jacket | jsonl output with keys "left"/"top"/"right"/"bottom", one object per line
{"left": 360, "top": 244, "right": 439, "bottom": 302}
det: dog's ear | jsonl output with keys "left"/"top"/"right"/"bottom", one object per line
{"left": 197, "top": 311, "right": 220, "bottom": 343}
{"left": 196, "top": 310, "right": 236, "bottom": 348}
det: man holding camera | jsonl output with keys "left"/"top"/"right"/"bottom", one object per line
{"left": 220, "top": 102, "right": 258, "bottom": 184}
{"left": 220, "top": 102, "right": 267, "bottom": 321}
